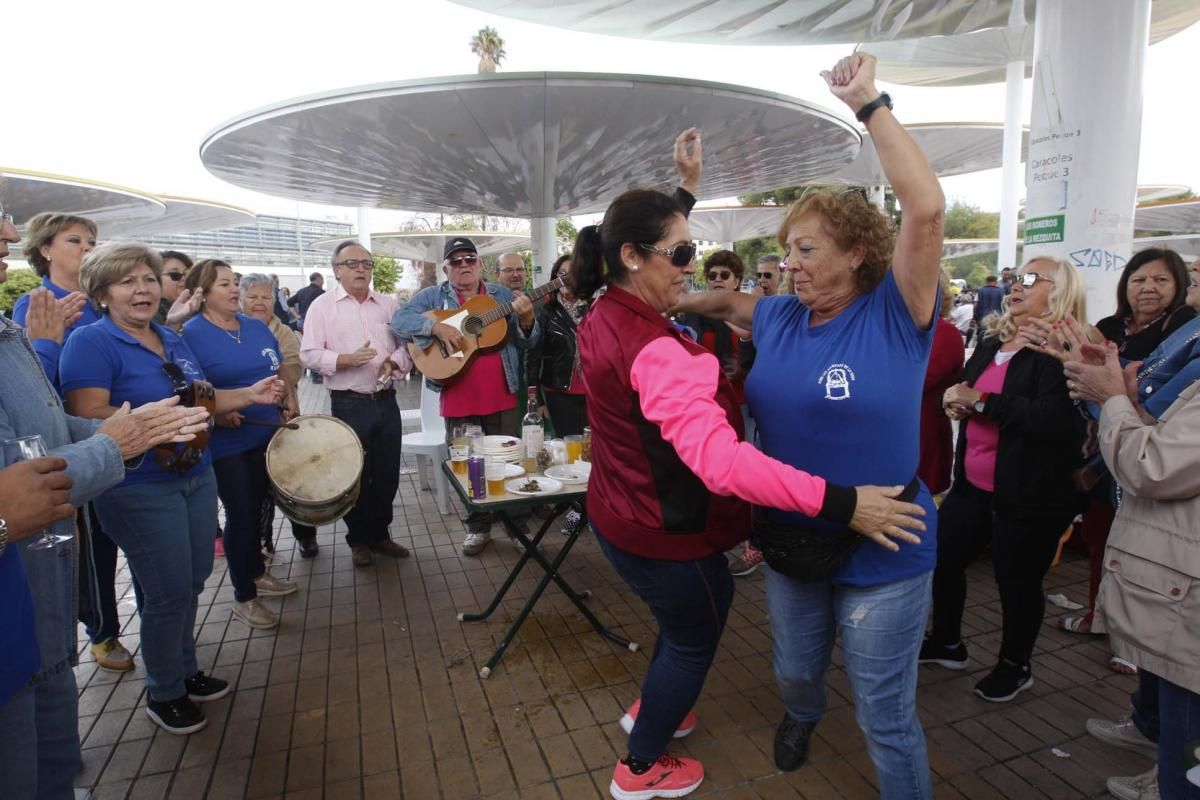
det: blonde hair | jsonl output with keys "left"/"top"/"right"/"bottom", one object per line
{"left": 777, "top": 189, "right": 895, "bottom": 294}
{"left": 79, "top": 243, "right": 162, "bottom": 311}
{"left": 983, "top": 257, "right": 1088, "bottom": 342}
{"left": 939, "top": 269, "right": 954, "bottom": 319}
{"left": 23, "top": 212, "right": 98, "bottom": 277}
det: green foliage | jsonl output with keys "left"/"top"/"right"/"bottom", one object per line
{"left": 470, "top": 27, "right": 506, "bottom": 73}
{"left": 734, "top": 237, "right": 784, "bottom": 269}
{"left": 942, "top": 254, "right": 996, "bottom": 288}
{"left": 0, "top": 269, "right": 41, "bottom": 313}
{"left": 738, "top": 185, "right": 900, "bottom": 225}
{"left": 944, "top": 201, "right": 999, "bottom": 239}
{"left": 371, "top": 256, "right": 399, "bottom": 294}
{"left": 556, "top": 217, "right": 577, "bottom": 252}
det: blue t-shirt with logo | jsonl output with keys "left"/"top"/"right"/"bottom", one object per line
{"left": 60, "top": 316, "right": 213, "bottom": 485}
{"left": 745, "top": 270, "right": 939, "bottom": 586}
{"left": 182, "top": 314, "right": 281, "bottom": 461}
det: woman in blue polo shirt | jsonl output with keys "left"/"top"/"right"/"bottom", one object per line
{"left": 182, "top": 260, "right": 297, "bottom": 632}
{"left": 60, "top": 243, "right": 283, "bottom": 737}
{"left": 674, "top": 54, "right": 945, "bottom": 798}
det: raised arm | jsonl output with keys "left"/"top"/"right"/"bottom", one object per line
{"left": 672, "top": 290, "right": 760, "bottom": 331}
{"left": 823, "top": 52, "right": 945, "bottom": 326}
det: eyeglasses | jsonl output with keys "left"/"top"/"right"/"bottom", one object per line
{"left": 499, "top": 267, "right": 525, "bottom": 274}
{"left": 164, "top": 271, "right": 184, "bottom": 282}
{"left": 706, "top": 270, "right": 734, "bottom": 281}
{"left": 447, "top": 254, "right": 480, "bottom": 267}
{"left": 1020, "top": 272, "right": 1055, "bottom": 288}
{"left": 755, "top": 272, "right": 776, "bottom": 280}
{"left": 335, "top": 259, "right": 374, "bottom": 270}
{"left": 638, "top": 242, "right": 696, "bottom": 268}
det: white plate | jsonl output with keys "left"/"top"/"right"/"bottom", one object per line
{"left": 481, "top": 435, "right": 521, "bottom": 449}
{"left": 505, "top": 476, "right": 563, "bottom": 496}
{"left": 503, "top": 463, "right": 525, "bottom": 478}
{"left": 543, "top": 464, "right": 590, "bottom": 485}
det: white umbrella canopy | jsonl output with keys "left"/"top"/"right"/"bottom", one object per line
{"left": 0, "top": 167, "right": 165, "bottom": 229}
{"left": 102, "top": 195, "right": 255, "bottom": 239}
{"left": 870, "top": 0, "right": 1200, "bottom": 87}
{"left": 312, "top": 231, "right": 532, "bottom": 263}
{"left": 1133, "top": 234, "right": 1200, "bottom": 259}
{"left": 200, "top": 72, "right": 861, "bottom": 219}
{"left": 687, "top": 206, "right": 786, "bottom": 244}
{"left": 448, "top": 0, "right": 1033, "bottom": 45}
{"left": 1137, "top": 184, "right": 1192, "bottom": 204}
{"left": 811, "top": 123, "right": 1027, "bottom": 186}
{"left": 1135, "top": 199, "right": 1200, "bottom": 234}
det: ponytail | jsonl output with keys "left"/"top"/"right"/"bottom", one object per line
{"left": 570, "top": 225, "right": 606, "bottom": 300}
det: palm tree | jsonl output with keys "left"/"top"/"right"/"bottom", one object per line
{"left": 470, "top": 26, "right": 506, "bottom": 73}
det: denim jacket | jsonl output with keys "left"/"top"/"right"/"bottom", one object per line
{"left": 0, "top": 315, "right": 125, "bottom": 682}
{"left": 390, "top": 281, "right": 541, "bottom": 395}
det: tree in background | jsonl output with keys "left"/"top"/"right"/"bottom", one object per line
{"left": 470, "top": 27, "right": 506, "bottom": 73}
{"left": 556, "top": 217, "right": 577, "bottom": 253}
{"left": 371, "top": 256, "right": 400, "bottom": 294}
{"left": 941, "top": 201, "right": 1004, "bottom": 287}
{"left": 0, "top": 268, "right": 41, "bottom": 313}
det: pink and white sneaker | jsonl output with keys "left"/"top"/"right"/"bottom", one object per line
{"left": 620, "top": 699, "right": 697, "bottom": 738}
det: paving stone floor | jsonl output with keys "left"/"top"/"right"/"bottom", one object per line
{"left": 70, "top": 375, "right": 1145, "bottom": 799}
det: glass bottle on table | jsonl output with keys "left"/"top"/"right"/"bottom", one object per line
{"left": 521, "top": 386, "right": 544, "bottom": 474}
{"left": 450, "top": 424, "right": 468, "bottom": 476}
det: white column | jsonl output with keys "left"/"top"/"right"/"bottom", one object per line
{"left": 356, "top": 206, "right": 372, "bottom": 251}
{"left": 997, "top": 57, "right": 1025, "bottom": 274}
{"left": 531, "top": 217, "right": 557, "bottom": 284}
{"left": 1024, "top": 0, "right": 1150, "bottom": 322}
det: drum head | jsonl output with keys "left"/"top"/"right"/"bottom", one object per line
{"left": 266, "top": 415, "right": 363, "bottom": 504}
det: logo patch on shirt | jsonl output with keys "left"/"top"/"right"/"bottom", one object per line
{"left": 262, "top": 348, "right": 280, "bottom": 371}
{"left": 819, "top": 363, "right": 855, "bottom": 401}
{"left": 177, "top": 359, "right": 202, "bottom": 379}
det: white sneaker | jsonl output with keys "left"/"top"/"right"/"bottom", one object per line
{"left": 255, "top": 572, "right": 298, "bottom": 597}
{"left": 232, "top": 598, "right": 279, "bottom": 630}
{"left": 1087, "top": 716, "right": 1158, "bottom": 757}
{"left": 1106, "top": 766, "right": 1159, "bottom": 800}
{"left": 462, "top": 532, "right": 491, "bottom": 556}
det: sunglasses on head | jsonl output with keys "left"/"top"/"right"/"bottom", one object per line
{"left": 447, "top": 254, "right": 479, "bottom": 267}
{"left": 1020, "top": 271, "right": 1054, "bottom": 288}
{"left": 637, "top": 242, "right": 696, "bottom": 268}
{"left": 707, "top": 270, "right": 734, "bottom": 281}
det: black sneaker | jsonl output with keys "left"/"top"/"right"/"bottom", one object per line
{"left": 146, "top": 695, "right": 207, "bottom": 735}
{"left": 774, "top": 714, "right": 817, "bottom": 771}
{"left": 185, "top": 671, "right": 230, "bottom": 703}
{"left": 918, "top": 638, "right": 969, "bottom": 670}
{"left": 974, "top": 660, "right": 1033, "bottom": 703}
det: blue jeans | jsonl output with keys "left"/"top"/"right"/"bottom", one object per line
{"left": 213, "top": 447, "right": 269, "bottom": 602}
{"left": 1149, "top": 671, "right": 1200, "bottom": 800}
{"left": 1133, "top": 670, "right": 1161, "bottom": 743}
{"left": 0, "top": 667, "right": 81, "bottom": 800}
{"left": 329, "top": 393, "right": 403, "bottom": 546}
{"left": 82, "top": 504, "right": 121, "bottom": 644}
{"left": 593, "top": 527, "right": 733, "bottom": 762}
{"left": 766, "top": 569, "right": 933, "bottom": 800}
{"left": 93, "top": 469, "right": 217, "bottom": 702}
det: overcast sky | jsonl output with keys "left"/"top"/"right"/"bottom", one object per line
{"left": 4, "top": 0, "right": 1197, "bottom": 229}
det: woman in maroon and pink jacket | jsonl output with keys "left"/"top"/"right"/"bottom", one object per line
{"left": 574, "top": 130, "right": 927, "bottom": 800}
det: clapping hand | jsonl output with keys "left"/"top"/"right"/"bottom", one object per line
{"left": 23, "top": 288, "right": 87, "bottom": 344}
{"left": 166, "top": 289, "right": 203, "bottom": 330}
{"left": 1064, "top": 341, "right": 1129, "bottom": 405}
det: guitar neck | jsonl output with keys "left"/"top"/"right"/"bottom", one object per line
{"left": 478, "top": 278, "right": 565, "bottom": 326}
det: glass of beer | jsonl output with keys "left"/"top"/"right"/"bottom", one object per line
{"left": 486, "top": 457, "right": 507, "bottom": 497}
{"left": 450, "top": 424, "right": 468, "bottom": 476}
{"left": 564, "top": 435, "right": 583, "bottom": 463}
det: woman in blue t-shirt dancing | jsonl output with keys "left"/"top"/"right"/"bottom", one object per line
{"left": 673, "top": 52, "right": 945, "bottom": 799}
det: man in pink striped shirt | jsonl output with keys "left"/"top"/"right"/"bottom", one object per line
{"left": 300, "top": 241, "right": 412, "bottom": 566}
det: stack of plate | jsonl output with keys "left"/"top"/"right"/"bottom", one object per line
{"left": 478, "top": 435, "right": 522, "bottom": 463}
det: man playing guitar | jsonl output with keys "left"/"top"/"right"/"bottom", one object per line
{"left": 392, "top": 238, "right": 539, "bottom": 556}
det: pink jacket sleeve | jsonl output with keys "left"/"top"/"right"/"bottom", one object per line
{"left": 630, "top": 335, "right": 839, "bottom": 518}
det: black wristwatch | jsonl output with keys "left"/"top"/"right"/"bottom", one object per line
{"left": 856, "top": 92, "right": 893, "bottom": 124}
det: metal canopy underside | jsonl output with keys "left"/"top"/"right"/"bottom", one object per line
{"left": 448, "top": 0, "right": 1034, "bottom": 45}
{"left": 688, "top": 206, "right": 785, "bottom": 243}
{"left": 1134, "top": 234, "right": 1200, "bottom": 258}
{"left": 200, "top": 72, "right": 861, "bottom": 218}
{"left": 103, "top": 196, "right": 256, "bottom": 239}
{"left": 312, "top": 231, "right": 532, "bottom": 263}
{"left": 812, "top": 123, "right": 1026, "bottom": 186}
{"left": 1135, "top": 200, "right": 1200, "bottom": 234}
{"left": 871, "top": 0, "right": 1200, "bottom": 87}
{"left": 0, "top": 168, "right": 165, "bottom": 229}
{"left": 1137, "top": 184, "right": 1192, "bottom": 203}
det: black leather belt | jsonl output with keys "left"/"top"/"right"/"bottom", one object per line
{"left": 330, "top": 387, "right": 395, "bottom": 401}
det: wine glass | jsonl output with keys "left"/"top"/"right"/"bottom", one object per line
{"left": 3, "top": 435, "right": 72, "bottom": 550}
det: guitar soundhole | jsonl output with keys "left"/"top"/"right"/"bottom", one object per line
{"left": 463, "top": 316, "right": 484, "bottom": 336}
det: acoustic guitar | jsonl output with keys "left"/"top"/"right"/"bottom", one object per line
{"left": 408, "top": 278, "right": 565, "bottom": 381}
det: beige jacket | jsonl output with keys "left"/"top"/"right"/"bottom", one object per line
{"left": 1093, "top": 381, "right": 1200, "bottom": 694}
{"left": 266, "top": 316, "right": 303, "bottom": 392}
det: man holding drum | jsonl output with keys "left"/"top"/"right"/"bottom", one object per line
{"left": 300, "top": 241, "right": 413, "bottom": 566}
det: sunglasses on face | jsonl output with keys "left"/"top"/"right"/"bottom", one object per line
{"left": 755, "top": 272, "right": 775, "bottom": 280}
{"left": 637, "top": 242, "right": 696, "bottom": 268}
{"left": 707, "top": 270, "right": 734, "bottom": 281}
{"left": 447, "top": 254, "right": 479, "bottom": 267}
{"left": 1020, "top": 271, "right": 1054, "bottom": 288}
{"left": 164, "top": 271, "right": 184, "bottom": 282}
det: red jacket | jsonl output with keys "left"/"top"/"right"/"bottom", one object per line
{"left": 918, "top": 319, "right": 965, "bottom": 494}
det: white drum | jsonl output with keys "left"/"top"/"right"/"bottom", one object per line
{"left": 266, "top": 414, "right": 363, "bottom": 526}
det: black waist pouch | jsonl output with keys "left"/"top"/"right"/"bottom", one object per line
{"left": 753, "top": 478, "right": 921, "bottom": 582}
